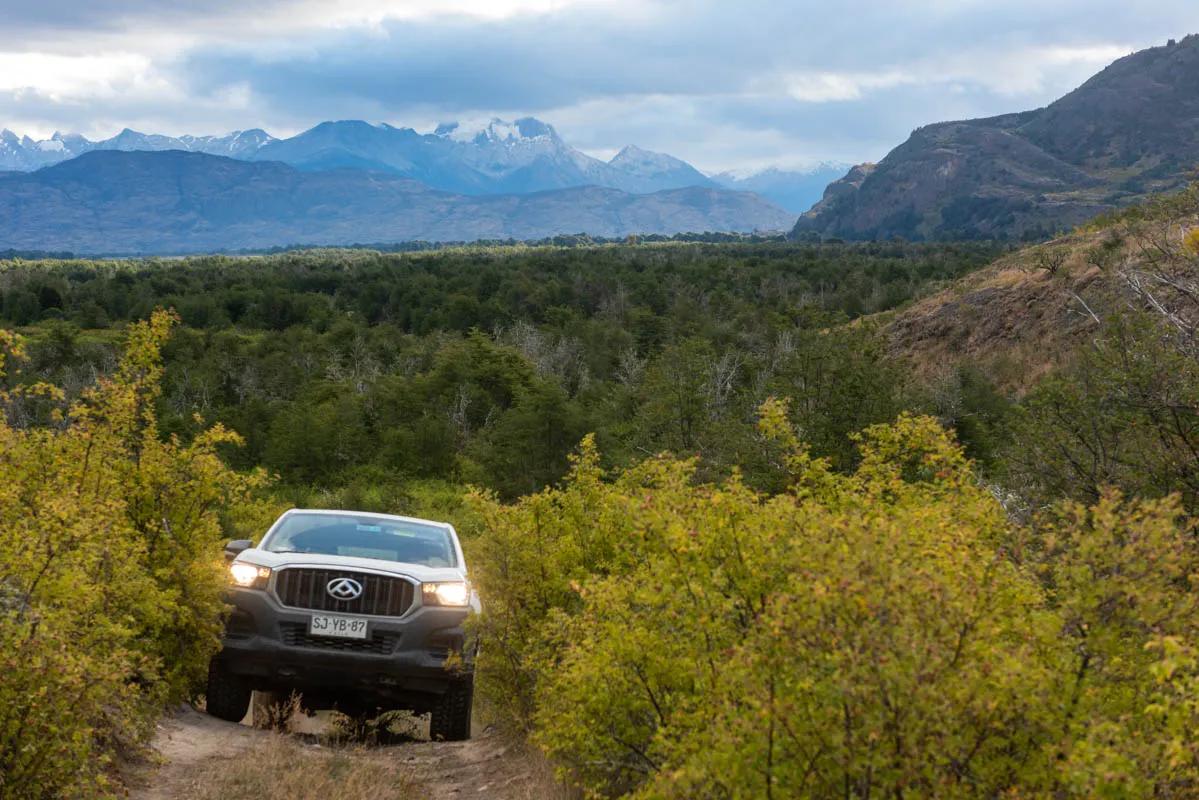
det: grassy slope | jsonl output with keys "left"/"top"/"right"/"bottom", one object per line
{"left": 879, "top": 187, "right": 1199, "bottom": 393}
{"left": 881, "top": 232, "right": 1112, "bottom": 392}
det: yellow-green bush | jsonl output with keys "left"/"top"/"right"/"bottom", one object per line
{"left": 1184, "top": 227, "right": 1199, "bottom": 256}
{"left": 470, "top": 402, "right": 1199, "bottom": 798}
{"left": 0, "top": 312, "right": 272, "bottom": 799}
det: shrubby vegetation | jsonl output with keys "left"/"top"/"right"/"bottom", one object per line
{"left": 0, "top": 312, "right": 273, "bottom": 799}
{"left": 470, "top": 405, "right": 1199, "bottom": 798}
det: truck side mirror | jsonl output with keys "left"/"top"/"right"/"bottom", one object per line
{"left": 224, "top": 539, "right": 253, "bottom": 561}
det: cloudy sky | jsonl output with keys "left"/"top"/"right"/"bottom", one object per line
{"left": 1, "top": 0, "right": 1196, "bottom": 173}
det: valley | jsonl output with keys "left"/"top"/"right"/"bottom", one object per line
{"left": 5, "top": 181, "right": 1199, "bottom": 798}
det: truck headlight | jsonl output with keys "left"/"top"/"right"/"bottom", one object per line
{"left": 230, "top": 562, "right": 271, "bottom": 589}
{"left": 423, "top": 581, "right": 470, "bottom": 607}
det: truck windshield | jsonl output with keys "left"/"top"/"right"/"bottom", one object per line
{"left": 264, "top": 513, "right": 457, "bottom": 568}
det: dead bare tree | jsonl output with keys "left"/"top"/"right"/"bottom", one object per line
{"left": 704, "top": 350, "right": 743, "bottom": 420}
{"left": 1034, "top": 247, "right": 1068, "bottom": 276}
{"left": 615, "top": 348, "right": 646, "bottom": 387}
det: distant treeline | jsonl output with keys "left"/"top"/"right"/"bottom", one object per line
{"left": 229, "top": 230, "right": 796, "bottom": 256}
{"left": 0, "top": 240, "right": 1003, "bottom": 329}
{"left": 0, "top": 248, "right": 75, "bottom": 260}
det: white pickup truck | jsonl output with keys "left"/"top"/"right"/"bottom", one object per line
{"left": 206, "top": 509, "right": 479, "bottom": 740}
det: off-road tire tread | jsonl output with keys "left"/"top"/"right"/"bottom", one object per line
{"left": 430, "top": 678, "right": 473, "bottom": 741}
{"left": 205, "top": 659, "right": 251, "bottom": 723}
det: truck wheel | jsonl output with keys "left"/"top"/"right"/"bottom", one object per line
{"left": 430, "top": 678, "right": 473, "bottom": 741}
{"left": 205, "top": 659, "right": 251, "bottom": 723}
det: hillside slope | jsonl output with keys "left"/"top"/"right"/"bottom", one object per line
{"left": 0, "top": 150, "right": 794, "bottom": 254}
{"left": 883, "top": 185, "right": 1199, "bottom": 390}
{"left": 795, "top": 35, "right": 1199, "bottom": 241}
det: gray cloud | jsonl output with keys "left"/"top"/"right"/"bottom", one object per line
{"left": 0, "top": 0, "right": 280, "bottom": 46}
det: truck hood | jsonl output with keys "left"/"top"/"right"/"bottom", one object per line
{"left": 234, "top": 548, "right": 467, "bottom": 583}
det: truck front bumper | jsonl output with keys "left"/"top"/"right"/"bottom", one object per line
{"left": 215, "top": 586, "right": 473, "bottom": 706}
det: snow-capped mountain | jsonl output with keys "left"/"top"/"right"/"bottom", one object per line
{"left": 433, "top": 117, "right": 617, "bottom": 193}
{"left": 249, "top": 117, "right": 714, "bottom": 195}
{"left": 452, "top": 119, "right": 604, "bottom": 188}
{"left": 92, "top": 128, "right": 277, "bottom": 159}
{"left": 1, "top": 130, "right": 92, "bottom": 170}
{"left": 0, "top": 128, "right": 277, "bottom": 171}
{"left": 711, "top": 165, "right": 851, "bottom": 214}
{"left": 607, "top": 145, "right": 716, "bottom": 193}
{"left": 1, "top": 117, "right": 804, "bottom": 202}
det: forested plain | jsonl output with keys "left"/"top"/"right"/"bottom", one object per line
{"left": 0, "top": 240, "right": 1006, "bottom": 501}
{"left": 6, "top": 220, "right": 1199, "bottom": 798}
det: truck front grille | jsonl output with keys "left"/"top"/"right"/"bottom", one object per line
{"left": 273, "top": 568, "right": 416, "bottom": 617}
{"left": 279, "top": 622, "right": 400, "bottom": 655}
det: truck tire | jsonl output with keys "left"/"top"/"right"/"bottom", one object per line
{"left": 430, "top": 678, "right": 473, "bottom": 741}
{"left": 205, "top": 659, "right": 251, "bottom": 723}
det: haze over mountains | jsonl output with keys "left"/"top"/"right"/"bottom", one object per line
{"left": 0, "top": 150, "right": 794, "bottom": 254}
{"left": 0, "top": 116, "right": 832, "bottom": 211}
{"left": 712, "top": 166, "right": 850, "bottom": 214}
{"left": 794, "top": 35, "right": 1199, "bottom": 241}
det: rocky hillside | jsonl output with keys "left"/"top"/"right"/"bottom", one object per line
{"left": 795, "top": 35, "right": 1199, "bottom": 241}
{"left": 0, "top": 150, "right": 794, "bottom": 254}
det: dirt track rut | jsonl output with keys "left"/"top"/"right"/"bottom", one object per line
{"left": 127, "top": 706, "right": 558, "bottom": 800}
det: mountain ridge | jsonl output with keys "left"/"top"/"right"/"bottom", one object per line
{"left": 0, "top": 117, "right": 830, "bottom": 205}
{"left": 0, "top": 118, "right": 715, "bottom": 196}
{"left": 0, "top": 150, "right": 795, "bottom": 254}
{"left": 794, "top": 35, "right": 1199, "bottom": 241}
{"left": 0, "top": 126, "right": 276, "bottom": 170}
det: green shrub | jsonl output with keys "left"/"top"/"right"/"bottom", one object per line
{"left": 0, "top": 312, "right": 272, "bottom": 799}
{"left": 471, "top": 403, "right": 1199, "bottom": 798}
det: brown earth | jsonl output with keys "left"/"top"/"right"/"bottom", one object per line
{"left": 881, "top": 184, "right": 1199, "bottom": 394}
{"left": 126, "top": 705, "right": 568, "bottom": 800}
{"left": 882, "top": 229, "right": 1118, "bottom": 392}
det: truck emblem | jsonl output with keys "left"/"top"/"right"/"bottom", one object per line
{"left": 327, "top": 578, "right": 363, "bottom": 600}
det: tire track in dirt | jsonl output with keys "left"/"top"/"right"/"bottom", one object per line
{"left": 127, "top": 706, "right": 566, "bottom": 800}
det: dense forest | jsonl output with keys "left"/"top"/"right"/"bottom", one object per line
{"left": 0, "top": 240, "right": 1005, "bottom": 501}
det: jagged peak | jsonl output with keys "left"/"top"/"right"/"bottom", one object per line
{"left": 435, "top": 117, "right": 559, "bottom": 144}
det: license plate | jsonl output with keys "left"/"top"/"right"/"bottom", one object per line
{"left": 308, "top": 614, "right": 369, "bottom": 639}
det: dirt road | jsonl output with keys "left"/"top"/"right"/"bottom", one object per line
{"left": 127, "top": 706, "right": 565, "bottom": 800}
